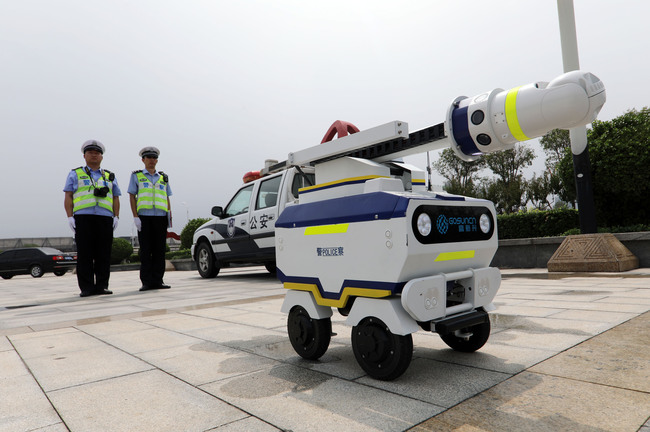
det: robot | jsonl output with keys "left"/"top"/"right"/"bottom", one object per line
{"left": 273, "top": 71, "right": 605, "bottom": 380}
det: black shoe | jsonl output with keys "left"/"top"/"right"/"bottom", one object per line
{"left": 157, "top": 284, "right": 171, "bottom": 289}
{"left": 80, "top": 291, "right": 97, "bottom": 297}
{"left": 97, "top": 289, "right": 113, "bottom": 295}
{"left": 139, "top": 285, "right": 155, "bottom": 291}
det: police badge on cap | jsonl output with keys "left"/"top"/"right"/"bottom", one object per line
{"left": 139, "top": 146, "right": 160, "bottom": 158}
{"left": 81, "top": 140, "right": 105, "bottom": 154}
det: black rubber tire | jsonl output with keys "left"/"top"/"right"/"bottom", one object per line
{"left": 264, "top": 262, "right": 277, "bottom": 275}
{"left": 352, "top": 317, "right": 413, "bottom": 381}
{"left": 30, "top": 265, "right": 44, "bottom": 278}
{"left": 196, "top": 242, "right": 219, "bottom": 278}
{"left": 439, "top": 320, "right": 491, "bottom": 353}
{"left": 0, "top": 273, "right": 13, "bottom": 279}
{"left": 53, "top": 270, "right": 67, "bottom": 276}
{"left": 287, "top": 306, "right": 331, "bottom": 360}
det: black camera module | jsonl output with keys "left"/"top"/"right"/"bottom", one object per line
{"left": 93, "top": 186, "right": 110, "bottom": 197}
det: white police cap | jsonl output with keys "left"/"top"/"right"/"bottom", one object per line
{"left": 139, "top": 146, "right": 160, "bottom": 158}
{"left": 81, "top": 140, "right": 105, "bottom": 154}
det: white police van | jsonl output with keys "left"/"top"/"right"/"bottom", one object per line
{"left": 191, "top": 163, "right": 315, "bottom": 278}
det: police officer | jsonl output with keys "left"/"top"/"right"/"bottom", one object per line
{"left": 64, "top": 140, "right": 121, "bottom": 297}
{"left": 128, "top": 146, "right": 173, "bottom": 291}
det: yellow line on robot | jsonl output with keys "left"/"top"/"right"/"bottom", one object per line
{"left": 304, "top": 224, "right": 349, "bottom": 235}
{"left": 434, "top": 250, "right": 475, "bottom": 262}
{"left": 284, "top": 282, "right": 392, "bottom": 308}
{"left": 505, "top": 86, "right": 530, "bottom": 142}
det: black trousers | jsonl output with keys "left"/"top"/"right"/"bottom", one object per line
{"left": 138, "top": 215, "right": 168, "bottom": 287}
{"left": 74, "top": 214, "right": 113, "bottom": 293}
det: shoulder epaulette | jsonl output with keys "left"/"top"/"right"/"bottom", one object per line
{"left": 132, "top": 170, "right": 142, "bottom": 175}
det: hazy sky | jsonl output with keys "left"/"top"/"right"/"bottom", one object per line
{"left": 1, "top": 0, "right": 648, "bottom": 239}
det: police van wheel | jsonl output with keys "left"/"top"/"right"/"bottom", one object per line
{"left": 440, "top": 320, "right": 490, "bottom": 353}
{"left": 352, "top": 317, "right": 413, "bottom": 381}
{"left": 196, "top": 243, "right": 219, "bottom": 278}
{"left": 287, "top": 306, "right": 331, "bottom": 360}
{"left": 264, "top": 262, "right": 277, "bottom": 275}
{"left": 53, "top": 270, "right": 67, "bottom": 276}
{"left": 30, "top": 265, "right": 44, "bottom": 278}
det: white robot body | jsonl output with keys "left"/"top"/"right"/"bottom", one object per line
{"left": 277, "top": 71, "right": 605, "bottom": 380}
{"left": 277, "top": 187, "right": 500, "bottom": 319}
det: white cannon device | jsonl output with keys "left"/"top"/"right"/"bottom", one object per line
{"left": 273, "top": 71, "right": 605, "bottom": 380}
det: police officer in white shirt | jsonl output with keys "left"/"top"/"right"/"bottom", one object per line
{"left": 128, "top": 146, "right": 173, "bottom": 291}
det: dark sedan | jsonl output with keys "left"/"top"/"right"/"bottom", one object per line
{"left": 0, "top": 247, "right": 77, "bottom": 279}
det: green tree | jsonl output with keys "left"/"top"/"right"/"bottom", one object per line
{"left": 540, "top": 128, "right": 571, "bottom": 170}
{"left": 539, "top": 128, "right": 572, "bottom": 206}
{"left": 180, "top": 218, "right": 210, "bottom": 249}
{"left": 557, "top": 107, "right": 650, "bottom": 227}
{"left": 527, "top": 172, "right": 554, "bottom": 210}
{"left": 111, "top": 238, "right": 133, "bottom": 264}
{"left": 479, "top": 144, "right": 535, "bottom": 214}
{"left": 432, "top": 148, "right": 486, "bottom": 196}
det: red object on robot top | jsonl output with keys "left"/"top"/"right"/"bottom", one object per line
{"left": 320, "top": 120, "right": 360, "bottom": 143}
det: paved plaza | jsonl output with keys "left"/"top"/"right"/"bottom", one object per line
{"left": 1, "top": 266, "right": 649, "bottom": 431}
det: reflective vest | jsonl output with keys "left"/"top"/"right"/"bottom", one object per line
{"left": 72, "top": 167, "right": 114, "bottom": 213}
{"left": 135, "top": 171, "right": 169, "bottom": 213}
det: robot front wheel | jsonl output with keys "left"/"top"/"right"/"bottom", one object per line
{"left": 352, "top": 317, "right": 413, "bottom": 381}
{"left": 439, "top": 320, "right": 491, "bottom": 352}
{"left": 287, "top": 306, "right": 331, "bottom": 360}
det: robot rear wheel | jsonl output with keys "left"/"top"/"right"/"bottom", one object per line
{"left": 439, "top": 320, "right": 491, "bottom": 352}
{"left": 352, "top": 317, "right": 413, "bottom": 381}
{"left": 287, "top": 306, "right": 331, "bottom": 360}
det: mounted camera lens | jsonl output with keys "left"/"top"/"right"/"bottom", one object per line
{"left": 93, "top": 186, "right": 110, "bottom": 197}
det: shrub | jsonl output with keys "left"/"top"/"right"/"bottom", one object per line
{"left": 180, "top": 218, "right": 209, "bottom": 250}
{"left": 497, "top": 209, "right": 579, "bottom": 239}
{"left": 128, "top": 253, "right": 140, "bottom": 263}
{"left": 111, "top": 238, "right": 134, "bottom": 264}
{"left": 165, "top": 249, "right": 192, "bottom": 260}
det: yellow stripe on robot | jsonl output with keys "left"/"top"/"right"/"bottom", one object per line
{"left": 304, "top": 223, "right": 349, "bottom": 235}
{"left": 283, "top": 282, "right": 392, "bottom": 308}
{"left": 434, "top": 250, "right": 475, "bottom": 262}
{"left": 505, "top": 86, "right": 530, "bottom": 142}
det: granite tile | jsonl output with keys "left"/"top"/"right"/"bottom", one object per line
{"left": 202, "top": 363, "right": 441, "bottom": 432}
{"left": 411, "top": 372, "right": 650, "bottom": 432}
{"left": 49, "top": 369, "right": 248, "bottom": 432}
{"left": 0, "top": 350, "right": 63, "bottom": 432}
{"left": 530, "top": 312, "right": 650, "bottom": 392}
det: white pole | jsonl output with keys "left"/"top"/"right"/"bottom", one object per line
{"left": 556, "top": 0, "right": 596, "bottom": 232}
{"left": 557, "top": 0, "right": 580, "bottom": 72}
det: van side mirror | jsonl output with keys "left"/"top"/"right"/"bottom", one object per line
{"left": 211, "top": 206, "right": 224, "bottom": 218}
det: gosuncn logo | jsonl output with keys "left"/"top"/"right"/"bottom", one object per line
{"left": 436, "top": 215, "right": 477, "bottom": 234}
{"left": 436, "top": 215, "right": 449, "bottom": 234}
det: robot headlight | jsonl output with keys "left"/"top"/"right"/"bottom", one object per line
{"left": 416, "top": 213, "right": 432, "bottom": 237}
{"left": 479, "top": 213, "right": 491, "bottom": 234}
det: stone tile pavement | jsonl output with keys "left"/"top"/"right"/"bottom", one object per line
{"left": 1, "top": 266, "right": 649, "bottom": 431}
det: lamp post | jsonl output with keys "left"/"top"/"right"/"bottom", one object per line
{"left": 181, "top": 202, "right": 190, "bottom": 225}
{"left": 557, "top": 0, "right": 597, "bottom": 234}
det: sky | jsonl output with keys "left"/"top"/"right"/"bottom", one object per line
{"left": 1, "top": 0, "right": 648, "bottom": 239}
